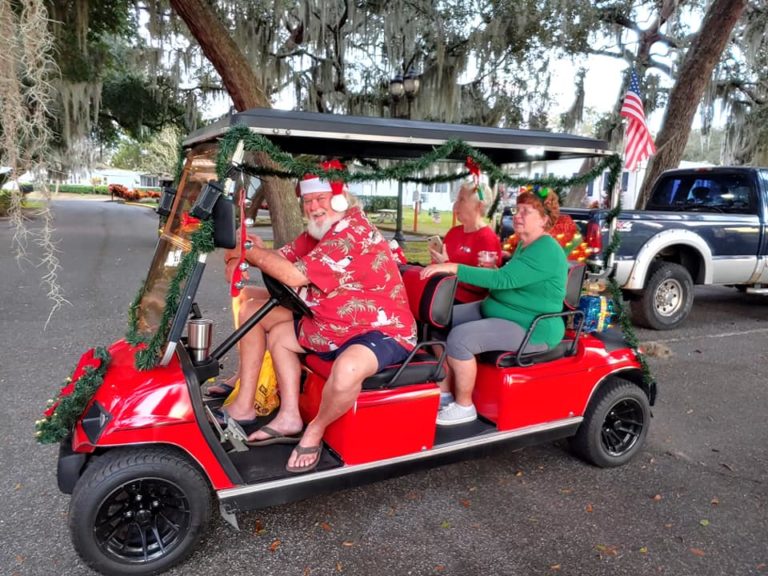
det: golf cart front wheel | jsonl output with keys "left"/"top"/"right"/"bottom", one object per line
{"left": 69, "top": 447, "right": 211, "bottom": 576}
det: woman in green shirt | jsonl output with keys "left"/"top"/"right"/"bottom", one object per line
{"left": 420, "top": 189, "right": 567, "bottom": 425}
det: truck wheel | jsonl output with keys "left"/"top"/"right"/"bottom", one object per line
{"left": 570, "top": 377, "right": 650, "bottom": 468}
{"left": 69, "top": 447, "right": 211, "bottom": 576}
{"left": 631, "top": 261, "right": 693, "bottom": 330}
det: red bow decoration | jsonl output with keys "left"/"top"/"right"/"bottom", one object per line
{"left": 181, "top": 212, "right": 201, "bottom": 228}
{"left": 321, "top": 159, "right": 345, "bottom": 196}
{"left": 43, "top": 348, "right": 101, "bottom": 417}
{"left": 465, "top": 156, "right": 484, "bottom": 200}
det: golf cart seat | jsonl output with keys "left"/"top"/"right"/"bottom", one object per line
{"left": 302, "top": 265, "right": 457, "bottom": 389}
{"left": 477, "top": 262, "right": 587, "bottom": 368}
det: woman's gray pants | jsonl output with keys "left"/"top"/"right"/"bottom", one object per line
{"left": 446, "top": 301, "right": 547, "bottom": 361}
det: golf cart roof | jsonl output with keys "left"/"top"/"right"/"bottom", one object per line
{"left": 184, "top": 108, "right": 610, "bottom": 164}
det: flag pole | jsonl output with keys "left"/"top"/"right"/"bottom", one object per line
{"left": 605, "top": 110, "right": 629, "bottom": 275}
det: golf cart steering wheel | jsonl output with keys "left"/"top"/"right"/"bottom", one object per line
{"left": 262, "top": 273, "right": 313, "bottom": 318}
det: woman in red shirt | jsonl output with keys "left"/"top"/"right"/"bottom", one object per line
{"left": 429, "top": 181, "right": 502, "bottom": 303}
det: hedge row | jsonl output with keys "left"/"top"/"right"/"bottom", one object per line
{"left": 358, "top": 196, "right": 398, "bottom": 211}
{"left": 52, "top": 184, "right": 161, "bottom": 195}
{"left": 108, "top": 184, "right": 161, "bottom": 201}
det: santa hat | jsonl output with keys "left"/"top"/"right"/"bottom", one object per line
{"left": 299, "top": 159, "right": 348, "bottom": 212}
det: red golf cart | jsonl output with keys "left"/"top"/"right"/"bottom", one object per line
{"left": 54, "top": 109, "right": 656, "bottom": 576}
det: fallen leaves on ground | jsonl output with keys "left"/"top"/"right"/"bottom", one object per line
{"left": 652, "top": 494, "right": 663, "bottom": 502}
{"left": 459, "top": 499, "right": 471, "bottom": 508}
{"left": 639, "top": 547, "right": 648, "bottom": 554}
{"left": 253, "top": 519, "right": 266, "bottom": 536}
{"left": 595, "top": 544, "right": 619, "bottom": 557}
{"left": 320, "top": 521, "right": 332, "bottom": 532}
{"left": 585, "top": 503, "right": 594, "bottom": 513}
{"left": 710, "top": 497, "right": 720, "bottom": 506}
{"left": 699, "top": 519, "right": 710, "bottom": 527}
{"left": 440, "top": 520, "right": 451, "bottom": 529}
{"left": 341, "top": 541, "right": 354, "bottom": 547}
{"left": 268, "top": 539, "right": 281, "bottom": 552}
{"left": 549, "top": 563, "right": 561, "bottom": 570}
{"left": 690, "top": 547, "right": 706, "bottom": 557}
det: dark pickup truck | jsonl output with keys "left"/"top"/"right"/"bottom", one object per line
{"left": 562, "top": 166, "right": 768, "bottom": 329}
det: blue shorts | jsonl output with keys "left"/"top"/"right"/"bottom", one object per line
{"left": 315, "top": 330, "right": 411, "bottom": 371}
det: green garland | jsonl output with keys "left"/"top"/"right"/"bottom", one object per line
{"left": 215, "top": 125, "right": 623, "bottom": 192}
{"left": 126, "top": 219, "right": 215, "bottom": 370}
{"left": 35, "top": 347, "right": 111, "bottom": 444}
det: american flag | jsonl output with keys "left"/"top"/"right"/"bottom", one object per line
{"left": 620, "top": 70, "right": 656, "bottom": 171}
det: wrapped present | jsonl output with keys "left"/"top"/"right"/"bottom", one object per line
{"left": 577, "top": 294, "right": 615, "bottom": 333}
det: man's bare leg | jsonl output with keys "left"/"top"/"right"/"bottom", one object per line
{"left": 247, "top": 320, "right": 306, "bottom": 441}
{"left": 207, "top": 287, "right": 268, "bottom": 395}
{"left": 287, "top": 345, "right": 378, "bottom": 470}
{"left": 223, "top": 299, "right": 293, "bottom": 421}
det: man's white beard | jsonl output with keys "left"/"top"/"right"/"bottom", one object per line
{"left": 307, "top": 218, "right": 335, "bottom": 239}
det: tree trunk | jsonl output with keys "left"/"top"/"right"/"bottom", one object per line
{"left": 169, "top": 0, "right": 303, "bottom": 246}
{"left": 635, "top": 0, "right": 747, "bottom": 208}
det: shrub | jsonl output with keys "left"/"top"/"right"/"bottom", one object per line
{"left": 359, "top": 195, "right": 398, "bottom": 211}
{"left": 54, "top": 184, "right": 110, "bottom": 195}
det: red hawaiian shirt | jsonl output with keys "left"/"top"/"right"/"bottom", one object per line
{"left": 278, "top": 207, "right": 417, "bottom": 353}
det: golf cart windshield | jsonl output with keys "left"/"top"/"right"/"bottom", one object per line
{"left": 134, "top": 143, "right": 218, "bottom": 336}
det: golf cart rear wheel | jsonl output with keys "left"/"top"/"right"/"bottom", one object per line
{"left": 570, "top": 377, "right": 650, "bottom": 468}
{"left": 69, "top": 447, "right": 211, "bottom": 576}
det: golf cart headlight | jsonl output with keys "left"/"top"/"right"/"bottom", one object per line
{"left": 81, "top": 401, "right": 112, "bottom": 444}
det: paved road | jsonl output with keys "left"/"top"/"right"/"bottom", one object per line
{"left": 1, "top": 200, "right": 766, "bottom": 576}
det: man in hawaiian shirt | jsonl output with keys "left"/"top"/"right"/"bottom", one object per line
{"left": 220, "top": 161, "right": 416, "bottom": 473}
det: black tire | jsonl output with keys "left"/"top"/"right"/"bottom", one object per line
{"left": 631, "top": 261, "right": 693, "bottom": 330}
{"left": 69, "top": 447, "right": 212, "bottom": 576}
{"left": 570, "top": 377, "right": 650, "bottom": 468}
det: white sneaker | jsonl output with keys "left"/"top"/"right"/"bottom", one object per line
{"left": 439, "top": 392, "right": 454, "bottom": 409}
{"left": 436, "top": 402, "right": 477, "bottom": 426}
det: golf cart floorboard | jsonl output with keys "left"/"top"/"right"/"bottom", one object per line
{"left": 228, "top": 443, "right": 344, "bottom": 484}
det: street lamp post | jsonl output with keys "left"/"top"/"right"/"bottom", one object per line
{"left": 389, "top": 68, "right": 420, "bottom": 246}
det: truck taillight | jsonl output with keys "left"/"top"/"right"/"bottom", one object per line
{"left": 585, "top": 222, "right": 602, "bottom": 255}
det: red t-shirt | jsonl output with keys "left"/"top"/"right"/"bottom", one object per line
{"left": 443, "top": 225, "right": 502, "bottom": 303}
{"left": 279, "top": 207, "right": 416, "bottom": 353}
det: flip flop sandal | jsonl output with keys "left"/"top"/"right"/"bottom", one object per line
{"left": 245, "top": 425, "right": 301, "bottom": 447}
{"left": 205, "top": 382, "right": 235, "bottom": 399}
{"left": 211, "top": 406, "right": 260, "bottom": 427}
{"left": 285, "top": 444, "right": 323, "bottom": 474}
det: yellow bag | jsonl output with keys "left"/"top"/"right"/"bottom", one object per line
{"left": 223, "top": 351, "right": 280, "bottom": 415}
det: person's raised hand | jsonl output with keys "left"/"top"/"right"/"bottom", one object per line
{"left": 430, "top": 244, "right": 449, "bottom": 264}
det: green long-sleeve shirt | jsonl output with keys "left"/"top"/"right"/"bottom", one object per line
{"left": 456, "top": 234, "right": 568, "bottom": 348}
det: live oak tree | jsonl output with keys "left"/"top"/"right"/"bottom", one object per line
{"left": 636, "top": 0, "right": 748, "bottom": 207}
